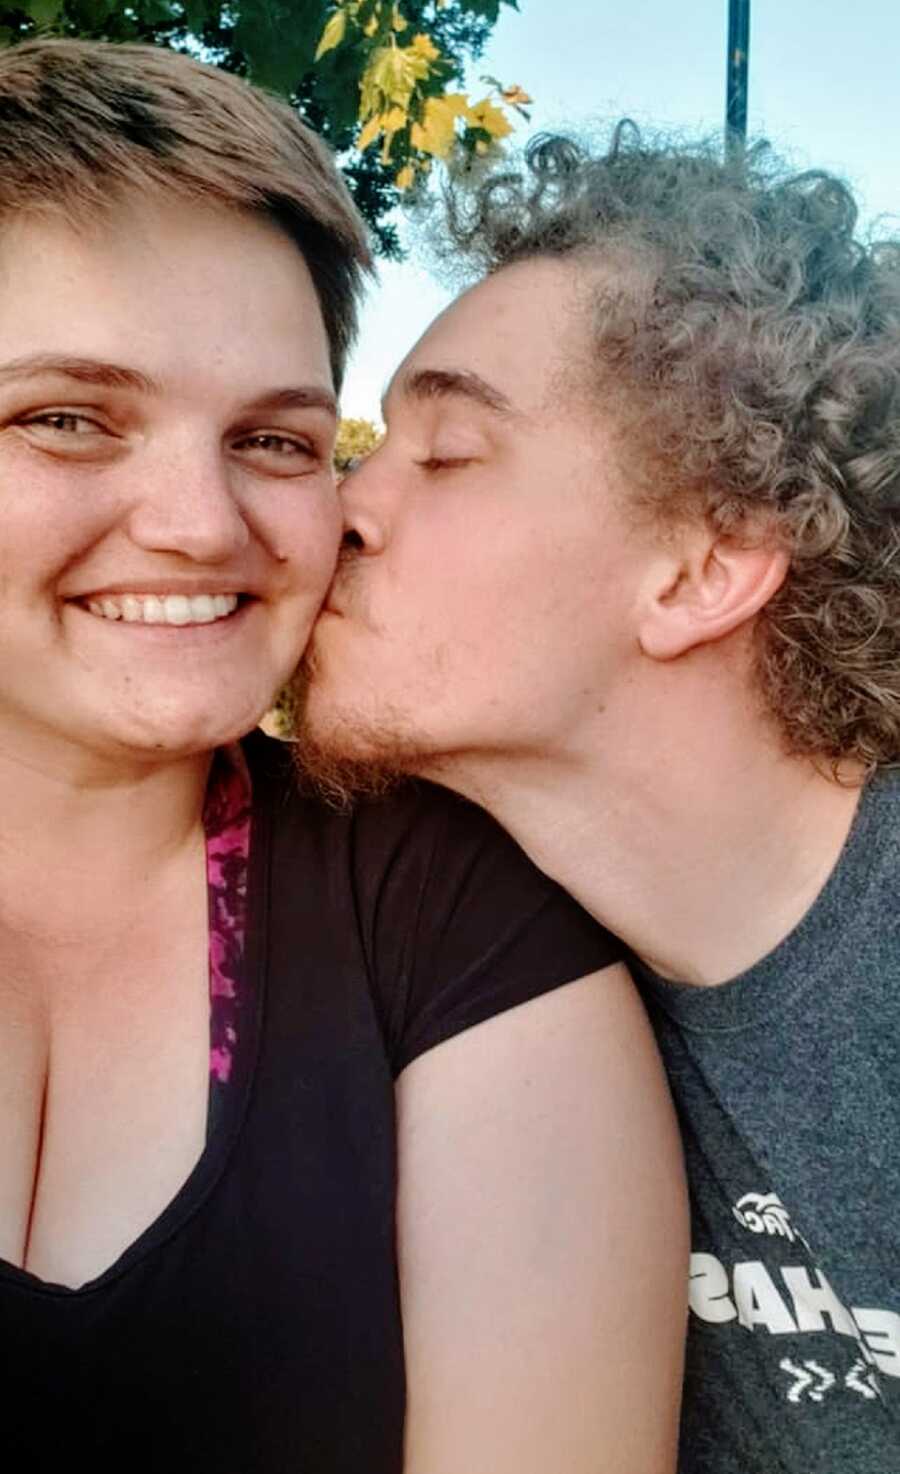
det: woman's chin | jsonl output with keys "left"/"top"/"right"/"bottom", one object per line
{"left": 97, "top": 699, "right": 271, "bottom": 762}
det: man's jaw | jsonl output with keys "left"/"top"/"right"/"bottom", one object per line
{"left": 291, "top": 731, "right": 412, "bottom": 811}
{"left": 289, "top": 658, "right": 428, "bottom": 809}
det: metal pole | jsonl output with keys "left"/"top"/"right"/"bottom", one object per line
{"left": 725, "top": 0, "right": 750, "bottom": 160}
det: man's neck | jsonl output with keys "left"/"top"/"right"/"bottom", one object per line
{"left": 429, "top": 684, "right": 863, "bottom": 988}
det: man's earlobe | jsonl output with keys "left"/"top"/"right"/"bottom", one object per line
{"left": 638, "top": 537, "right": 790, "bottom": 660}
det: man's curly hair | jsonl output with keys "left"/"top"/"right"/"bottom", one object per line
{"left": 445, "top": 125, "right": 900, "bottom": 771}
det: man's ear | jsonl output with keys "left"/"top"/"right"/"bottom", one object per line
{"left": 638, "top": 534, "right": 789, "bottom": 660}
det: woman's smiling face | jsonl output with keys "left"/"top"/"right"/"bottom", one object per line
{"left": 0, "top": 196, "right": 341, "bottom": 770}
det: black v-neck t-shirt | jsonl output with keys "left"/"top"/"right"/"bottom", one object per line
{"left": 2, "top": 732, "right": 619, "bottom": 1472}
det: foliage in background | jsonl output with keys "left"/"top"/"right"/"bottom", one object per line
{"left": 268, "top": 415, "right": 382, "bottom": 736}
{"left": 1, "top": 0, "right": 530, "bottom": 256}
{"left": 334, "top": 415, "right": 383, "bottom": 471}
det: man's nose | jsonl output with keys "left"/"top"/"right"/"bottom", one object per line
{"left": 337, "top": 461, "right": 387, "bottom": 556}
{"left": 124, "top": 442, "right": 250, "bottom": 563}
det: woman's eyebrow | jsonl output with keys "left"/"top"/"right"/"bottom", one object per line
{"left": 0, "top": 353, "right": 159, "bottom": 393}
{"left": 239, "top": 386, "right": 338, "bottom": 418}
{"left": 0, "top": 356, "right": 338, "bottom": 419}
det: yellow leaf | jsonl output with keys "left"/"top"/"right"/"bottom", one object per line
{"left": 314, "top": 8, "right": 347, "bottom": 61}
{"left": 410, "top": 92, "right": 468, "bottom": 159}
{"left": 381, "top": 105, "right": 407, "bottom": 133}
{"left": 359, "top": 68, "right": 380, "bottom": 120}
{"left": 501, "top": 84, "right": 533, "bottom": 106}
{"left": 395, "top": 164, "right": 415, "bottom": 190}
{"left": 392, "top": 5, "right": 408, "bottom": 31}
{"left": 366, "top": 44, "right": 427, "bottom": 110}
{"left": 359, "top": 105, "right": 407, "bottom": 155}
{"left": 409, "top": 32, "right": 439, "bottom": 63}
{"left": 466, "top": 96, "right": 513, "bottom": 140}
{"left": 363, "top": 13, "right": 377, "bottom": 35}
{"left": 357, "top": 114, "right": 382, "bottom": 151}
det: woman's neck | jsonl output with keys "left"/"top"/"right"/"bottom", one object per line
{"left": 0, "top": 734, "right": 212, "bottom": 926}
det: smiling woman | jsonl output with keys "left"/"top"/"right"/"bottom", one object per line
{"left": 0, "top": 199, "right": 340, "bottom": 759}
{"left": 0, "top": 37, "right": 687, "bottom": 1474}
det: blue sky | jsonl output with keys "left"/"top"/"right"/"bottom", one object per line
{"left": 341, "top": 0, "right": 900, "bottom": 420}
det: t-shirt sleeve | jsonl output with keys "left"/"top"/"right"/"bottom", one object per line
{"left": 350, "top": 781, "right": 623, "bottom": 1076}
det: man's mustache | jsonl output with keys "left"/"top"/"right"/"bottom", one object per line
{"left": 321, "top": 545, "right": 365, "bottom": 621}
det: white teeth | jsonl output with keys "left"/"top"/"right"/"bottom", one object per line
{"left": 191, "top": 594, "right": 217, "bottom": 624}
{"left": 163, "top": 594, "right": 191, "bottom": 626}
{"left": 82, "top": 593, "right": 240, "bottom": 626}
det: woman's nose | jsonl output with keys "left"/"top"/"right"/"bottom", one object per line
{"left": 124, "top": 448, "right": 250, "bottom": 563}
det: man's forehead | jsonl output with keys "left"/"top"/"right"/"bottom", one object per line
{"left": 434, "top": 256, "right": 582, "bottom": 340}
{"left": 388, "top": 257, "right": 589, "bottom": 414}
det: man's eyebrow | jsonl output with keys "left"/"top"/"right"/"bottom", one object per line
{"left": 389, "top": 367, "right": 515, "bottom": 418}
{"left": 0, "top": 354, "right": 159, "bottom": 393}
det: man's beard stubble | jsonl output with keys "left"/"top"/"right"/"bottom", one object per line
{"left": 288, "top": 644, "right": 433, "bottom": 812}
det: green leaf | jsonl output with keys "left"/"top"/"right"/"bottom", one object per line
{"left": 183, "top": 0, "right": 220, "bottom": 32}
{"left": 459, "top": 0, "right": 501, "bottom": 20}
{"left": 133, "top": 0, "right": 178, "bottom": 24}
{"left": 21, "top": 0, "right": 64, "bottom": 24}
{"left": 67, "top": 0, "right": 122, "bottom": 28}
{"left": 459, "top": 0, "right": 517, "bottom": 18}
{"left": 234, "top": 0, "right": 323, "bottom": 94}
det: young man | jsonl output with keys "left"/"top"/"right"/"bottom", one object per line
{"left": 300, "top": 127, "right": 900, "bottom": 1470}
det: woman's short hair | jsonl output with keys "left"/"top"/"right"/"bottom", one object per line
{"left": 0, "top": 38, "right": 372, "bottom": 390}
{"left": 445, "top": 126, "right": 900, "bottom": 772}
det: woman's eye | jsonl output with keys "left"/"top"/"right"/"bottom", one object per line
{"left": 23, "top": 411, "right": 103, "bottom": 435}
{"left": 15, "top": 410, "right": 118, "bottom": 458}
{"left": 233, "top": 432, "right": 320, "bottom": 472}
{"left": 239, "top": 433, "right": 308, "bottom": 454}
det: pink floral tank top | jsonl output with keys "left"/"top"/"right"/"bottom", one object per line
{"left": 203, "top": 745, "right": 252, "bottom": 1096}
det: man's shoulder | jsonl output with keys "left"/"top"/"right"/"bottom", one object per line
{"left": 860, "top": 763, "right": 900, "bottom": 837}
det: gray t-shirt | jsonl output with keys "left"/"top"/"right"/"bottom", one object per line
{"left": 636, "top": 769, "right": 900, "bottom": 1472}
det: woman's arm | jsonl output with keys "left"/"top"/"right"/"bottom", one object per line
{"left": 396, "top": 963, "right": 688, "bottom": 1474}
